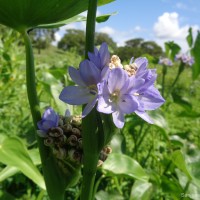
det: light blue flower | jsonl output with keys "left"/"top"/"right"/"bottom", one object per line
{"left": 37, "top": 107, "right": 59, "bottom": 136}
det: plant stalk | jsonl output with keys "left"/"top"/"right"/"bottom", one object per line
{"left": 22, "top": 31, "right": 66, "bottom": 200}
{"left": 81, "top": 0, "right": 99, "bottom": 200}
{"left": 166, "top": 62, "right": 185, "bottom": 99}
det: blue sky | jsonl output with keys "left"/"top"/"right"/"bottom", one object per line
{"left": 56, "top": 0, "right": 200, "bottom": 51}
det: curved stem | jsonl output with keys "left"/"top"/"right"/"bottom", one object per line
{"left": 22, "top": 31, "right": 66, "bottom": 200}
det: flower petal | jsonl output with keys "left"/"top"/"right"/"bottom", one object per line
{"left": 43, "top": 107, "right": 58, "bottom": 123}
{"left": 135, "top": 110, "right": 154, "bottom": 124}
{"left": 79, "top": 60, "right": 101, "bottom": 85}
{"left": 97, "top": 95, "right": 114, "bottom": 114}
{"left": 108, "top": 68, "right": 128, "bottom": 93}
{"left": 99, "top": 42, "right": 110, "bottom": 69}
{"left": 119, "top": 94, "right": 139, "bottom": 114}
{"left": 82, "top": 96, "right": 98, "bottom": 117}
{"left": 59, "top": 86, "right": 92, "bottom": 105}
{"left": 112, "top": 111, "right": 125, "bottom": 128}
{"left": 68, "top": 66, "right": 86, "bottom": 86}
{"left": 140, "top": 86, "right": 165, "bottom": 110}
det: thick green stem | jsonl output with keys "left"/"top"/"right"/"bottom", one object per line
{"left": 22, "top": 31, "right": 66, "bottom": 200}
{"left": 81, "top": 0, "right": 99, "bottom": 200}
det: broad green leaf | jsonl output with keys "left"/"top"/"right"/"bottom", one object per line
{"left": 0, "top": 0, "right": 88, "bottom": 31}
{"left": 0, "top": 137, "right": 45, "bottom": 189}
{"left": 0, "top": 0, "right": 115, "bottom": 32}
{"left": 0, "top": 148, "right": 41, "bottom": 182}
{"left": 95, "top": 190, "right": 124, "bottom": 200}
{"left": 102, "top": 153, "right": 149, "bottom": 182}
{"left": 165, "top": 41, "right": 181, "bottom": 60}
{"left": 191, "top": 31, "right": 200, "bottom": 80}
{"left": 186, "top": 27, "right": 193, "bottom": 48}
{"left": 171, "top": 150, "right": 192, "bottom": 180}
{"left": 130, "top": 180, "right": 153, "bottom": 200}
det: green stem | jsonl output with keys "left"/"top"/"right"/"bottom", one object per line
{"left": 85, "top": 0, "right": 97, "bottom": 58}
{"left": 22, "top": 31, "right": 66, "bottom": 200}
{"left": 161, "top": 65, "right": 167, "bottom": 98}
{"left": 166, "top": 62, "right": 185, "bottom": 99}
{"left": 81, "top": 0, "right": 99, "bottom": 199}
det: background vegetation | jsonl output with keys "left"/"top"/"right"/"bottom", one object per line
{"left": 0, "top": 24, "right": 200, "bottom": 200}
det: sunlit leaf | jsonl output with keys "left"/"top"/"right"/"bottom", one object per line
{"left": 165, "top": 41, "right": 181, "bottom": 60}
{"left": 0, "top": 148, "right": 41, "bottom": 182}
{"left": 102, "top": 153, "right": 149, "bottom": 182}
{"left": 0, "top": 166, "right": 18, "bottom": 182}
{"left": 171, "top": 150, "right": 192, "bottom": 180}
{"left": 0, "top": 137, "right": 45, "bottom": 189}
{"left": 186, "top": 27, "right": 193, "bottom": 48}
{"left": 96, "top": 12, "right": 117, "bottom": 23}
{"left": 191, "top": 31, "right": 200, "bottom": 80}
{"left": 130, "top": 180, "right": 153, "bottom": 200}
{"left": 95, "top": 190, "right": 124, "bottom": 200}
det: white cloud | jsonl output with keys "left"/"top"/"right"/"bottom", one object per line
{"left": 98, "top": 26, "right": 116, "bottom": 35}
{"left": 153, "top": 12, "right": 199, "bottom": 51}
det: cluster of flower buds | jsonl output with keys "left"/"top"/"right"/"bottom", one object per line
{"left": 158, "top": 57, "right": 173, "bottom": 66}
{"left": 175, "top": 53, "right": 194, "bottom": 66}
{"left": 37, "top": 108, "right": 112, "bottom": 167}
{"left": 59, "top": 43, "right": 165, "bottom": 128}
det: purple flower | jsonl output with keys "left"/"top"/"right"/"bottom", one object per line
{"left": 159, "top": 57, "right": 173, "bottom": 66}
{"left": 37, "top": 107, "right": 59, "bottom": 133}
{"left": 97, "top": 68, "right": 140, "bottom": 128}
{"left": 88, "top": 42, "right": 110, "bottom": 70}
{"left": 97, "top": 59, "right": 165, "bottom": 128}
{"left": 59, "top": 60, "right": 102, "bottom": 117}
{"left": 175, "top": 53, "right": 194, "bottom": 66}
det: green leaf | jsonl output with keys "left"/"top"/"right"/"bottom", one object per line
{"left": 96, "top": 12, "right": 117, "bottom": 23}
{"left": 102, "top": 153, "right": 149, "bottom": 182}
{"left": 95, "top": 190, "right": 124, "bottom": 200}
{"left": 0, "top": 166, "right": 18, "bottom": 182}
{"left": 0, "top": 137, "right": 45, "bottom": 189}
{"left": 0, "top": 0, "right": 87, "bottom": 31}
{"left": 191, "top": 31, "right": 200, "bottom": 80}
{"left": 0, "top": 0, "right": 115, "bottom": 32}
{"left": 172, "top": 93, "right": 192, "bottom": 111}
{"left": 37, "top": 15, "right": 87, "bottom": 29}
{"left": 171, "top": 150, "right": 192, "bottom": 180}
{"left": 165, "top": 41, "right": 181, "bottom": 60}
{"left": 130, "top": 180, "right": 153, "bottom": 200}
{"left": 186, "top": 27, "right": 193, "bottom": 48}
{"left": 148, "top": 110, "right": 169, "bottom": 140}
{"left": 37, "top": 12, "right": 117, "bottom": 29}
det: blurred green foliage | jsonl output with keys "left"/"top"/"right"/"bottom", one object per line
{"left": 0, "top": 24, "right": 200, "bottom": 200}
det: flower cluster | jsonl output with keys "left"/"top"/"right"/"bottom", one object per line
{"left": 37, "top": 107, "right": 111, "bottom": 167}
{"left": 59, "top": 43, "right": 165, "bottom": 128}
{"left": 175, "top": 53, "right": 194, "bottom": 66}
{"left": 158, "top": 57, "right": 173, "bottom": 66}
